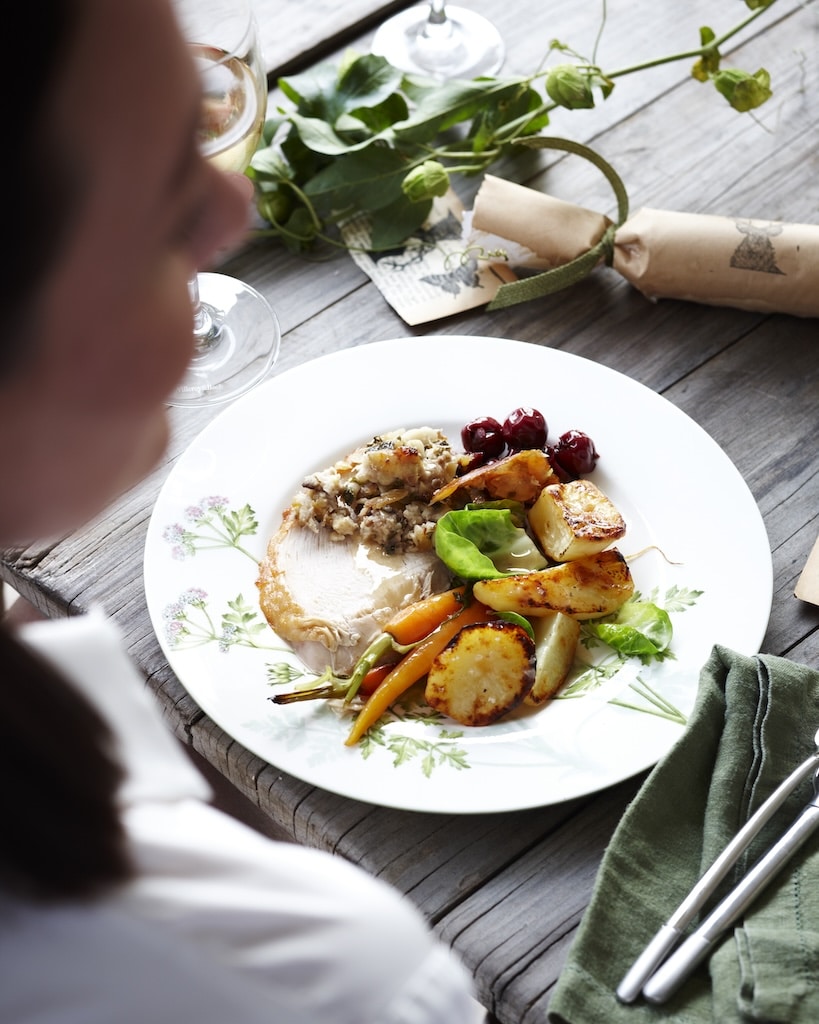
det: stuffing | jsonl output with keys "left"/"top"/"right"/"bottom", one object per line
{"left": 290, "top": 428, "right": 460, "bottom": 554}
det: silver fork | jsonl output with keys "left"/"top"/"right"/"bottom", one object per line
{"left": 617, "top": 727, "right": 819, "bottom": 1004}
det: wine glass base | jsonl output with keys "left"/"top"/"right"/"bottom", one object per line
{"left": 372, "top": 4, "right": 504, "bottom": 79}
{"left": 169, "top": 272, "right": 281, "bottom": 408}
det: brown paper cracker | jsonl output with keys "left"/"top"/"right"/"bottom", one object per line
{"left": 795, "top": 534, "right": 819, "bottom": 606}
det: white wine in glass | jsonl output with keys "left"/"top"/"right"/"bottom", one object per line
{"left": 371, "top": 1, "right": 504, "bottom": 79}
{"left": 170, "top": 0, "right": 280, "bottom": 408}
{"left": 196, "top": 45, "right": 266, "bottom": 173}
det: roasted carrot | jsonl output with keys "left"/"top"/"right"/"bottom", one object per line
{"left": 344, "top": 599, "right": 493, "bottom": 746}
{"left": 383, "top": 587, "right": 467, "bottom": 645}
{"left": 358, "top": 663, "right": 394, "bottom": 696}
{"left": 274, "top": 590, "right": 472, "bottom": 706}
{"left": 342, "top": 587, "right": 469, "bottom": 703}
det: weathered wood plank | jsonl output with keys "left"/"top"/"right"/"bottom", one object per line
{"left": 435, "top": 778, "right": 640, "bottom": 1023}
{"left": 255, "top": 0, "right": 404, "bottom": 77}
{"left": 313, "top": 800, "right": 586, "bottom": 918}
{"left": 660, "top": 324, "right": 819, "bottom": 659}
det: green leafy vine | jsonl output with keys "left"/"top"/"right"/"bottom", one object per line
{"left": 248, "top": 0, "right": 780, "bottom": 253}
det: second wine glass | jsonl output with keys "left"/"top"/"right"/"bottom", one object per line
{"left": 371, "top": 1, "right": 504, "bottom": 80}
{"left": 171, "top": 0, "right": 280, "bottom": 408}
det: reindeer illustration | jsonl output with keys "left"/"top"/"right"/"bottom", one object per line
{"left": 730, "top": 219, "right": 785, "bottom": 275}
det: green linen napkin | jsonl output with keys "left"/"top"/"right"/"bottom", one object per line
{"left": 548, "top": 645, "right": 819, "bottom": 1024}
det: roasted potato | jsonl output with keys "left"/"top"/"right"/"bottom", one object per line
{"left": 472, "top": 548, "right": 634, "bottom": 620}
{"left": 424, "top": 620, "right": 536, "bottom": 726}
{"left": 431, "top": 448, "right": 559, "bottom": 506}
{"left": 528, "top": 479, "right": 626, "bottom": 561}
{"left": 526, "top": 611, "right": 581, "bottom": 705}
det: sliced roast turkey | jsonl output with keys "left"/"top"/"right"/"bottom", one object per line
{"left": 257, "top": 507, "right": 451, "bottom": 675}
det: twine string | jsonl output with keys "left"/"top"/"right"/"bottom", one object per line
{"left": 486, "top": 136, "right": 629, "bottom": 310}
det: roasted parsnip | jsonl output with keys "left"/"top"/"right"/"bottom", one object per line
{"left": 425, "top": 620, "right": 536, "bottom": 726}
{"left": 528, "top": 479, "right": 626, "bottom": 561}
{"left": 431, "top": 448, "right": 559, "bottom": 506}
{"left": 472, "top": 548, "right": 634, "bottom": 620}
{"left": 526, "top": 611, "right": 581, "bottom": 705}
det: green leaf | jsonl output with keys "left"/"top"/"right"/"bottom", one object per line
{"left": 281, "top": 54, "right": 405, "bottom": 130}
{"left": 279, "top": 129, "right": 333, "bottom": 185}
{"left": 260, "top": 114, "right": 287, "bottom": 145}
{"left": 498, "top": 611, "right": 535, "bottom": 639}
{"left": 592, "top": 624, "right": 664, "bottom": 662}
{"left": 278, "top": 61, "right": 341, "bottom": 117}
{"left": 304, "top": 147, "right": 410, "bottom": 214}
{"left": 468, "top": 84, "right": 543, "bottom": 152}
{"left": 247, "top": 147, "right": 292, "bottom": 182}
{"left": 434, "top": 506, "right": 548, "bottom": 580}
{"left": 588, "top": 601, "right": 673, "bottom": 664}
{"left": 344, "top": 92, "right": 409, "bottom": 134}
{"left": 279, "top": 205, "right": 321, "bottom": 250}
{"left": 368, "top": 193, "right": 432, "bottom": 249}
{"left": 336, "top": 54, "right": 404, "bottom": 111}
{"left": 288, "top": 112, "right": 366, "bottom": 156}
{"left": 396, "top": 77, "right": 529, "bottom": 143}
{"left": 692, "top": 27, "right": 720, "bottom": 81}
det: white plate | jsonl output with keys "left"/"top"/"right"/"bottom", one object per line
{"left": 144, "top": 336, "right": 772, "bottom": 813}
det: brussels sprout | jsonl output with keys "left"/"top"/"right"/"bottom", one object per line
{"left": 435, "top": 505, "right": 548, "bottom": 581}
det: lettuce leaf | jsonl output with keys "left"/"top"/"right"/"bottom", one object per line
{"left": 434, "top": 504, "right": 548, "bottom": 580}
{"left": 588, "top": 601, "right": 673, "bottom": 663}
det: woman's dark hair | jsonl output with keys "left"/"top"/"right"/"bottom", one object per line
{"left": 1, "top": 0, "right": 134, "bottom": 899}
{"left": 0, "top": 620, "right": 133, "bottom": 899}
{"left": 4, "top": 0, "right": 85, "bottom": 377}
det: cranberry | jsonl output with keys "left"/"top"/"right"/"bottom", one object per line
{"left": 546, "top": 444, "right": 574, "bottom": 482}
{"left": 502, "top": 407, "right": 548, "bottom": 451}
{"left": 552, "top": 429, "right": 599, "bottom": 478}
{"left": 461, "top": 416, "right": 505, "bottom": 458}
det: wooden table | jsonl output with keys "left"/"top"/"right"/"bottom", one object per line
{"left": 4, "top": 2, "right": 818, "bottom": 1020}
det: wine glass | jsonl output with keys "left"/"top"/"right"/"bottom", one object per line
{"left": 371, "top": 1, "right": 504, "bottom": 80}
{"left": 170, "top": 0, "right": 280, "bottom": 408}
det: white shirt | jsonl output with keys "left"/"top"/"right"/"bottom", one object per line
{"left": 2, "top": 610, "right": 483, "bottom": 1024}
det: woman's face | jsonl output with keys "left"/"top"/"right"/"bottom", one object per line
{"left": 0, "top": 0, "right": 250, "bottom": 544}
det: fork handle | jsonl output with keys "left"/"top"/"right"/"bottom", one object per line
{"left": 643, "top": 802, "right": 819, "bottom": 1004}
{"left": 616, "top": 924, "right": 681, "bottom": 1002}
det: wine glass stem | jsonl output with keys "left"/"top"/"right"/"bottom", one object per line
{"left": 424, "top": 0, "right": 453, "bottom": 42}
{"left": 188, "top": 275, "right": 219, "bottom": 348}
{"left": 428, "top": 0, "right": 447, "bottom": 25}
